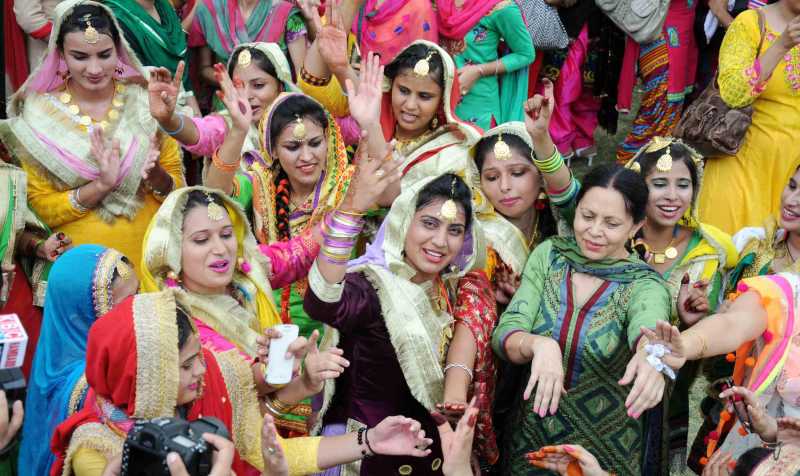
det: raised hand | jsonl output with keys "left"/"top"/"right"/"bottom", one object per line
{"left": 340, "top": 131, "right": 403, "bottom": 214}
{"left": 527, "top": 445, "right": 608, "bottom": 476}
{"left": 369, "top": 416, "right": 433, "bottom": 457}
{"left": 298, "top": 0, "right": 323, "bottom": 38}
{"left": 677, "top": 274, "right": 710, "bottom": 326}
{"left": 261, "top": 414, "right": 289, "bottom": 476}
{"left": 641, "top": 321, "right": 688, "bottom": 370}
{"left": 346, "top": 52, "right": 384, "bottom": 129}
{"left": 523, "top": 336, "right": 566, "bottom": 417}
{"left": 494, "top": 263, "right": 521, "bottom": 305}
{"left": 523, "top": 79, "right": 556, "bottom": 140}
{"left": 90, "top": 126, "right": 122, "bottom": 192}
{"left": 432, "top": 397, "right": 478, "bottom": 476}
{"left": 148, "top": 61, "right": 184, "bottom": 124}
{"left": 318, "top": 0, "right": 350, "bottom": 75}
{"left": 303, "top": 329, "right": 350, "bottom": 393}
{"left": 619, "top": 345, "right": 666, "bottom": 419}
{"left": 213, "top": 63, "right": 253, "bottom": 131}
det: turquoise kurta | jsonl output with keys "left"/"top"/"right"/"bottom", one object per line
{"left": 491, "top": 238, "right": 671, "bottom": 475}
{"left": 450, "top": 2, "right": 534, "bottom": 129}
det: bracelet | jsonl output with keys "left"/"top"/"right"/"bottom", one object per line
{"left": 356, "top": 427, "right": 370, "bottom": 457}
{"left": 364, "top": 428, "right": 377, "bottom": 456}
{"left": 263, "top": 395, "right": 290, "bottom": 417}
{"left": 69, "top": 188, "right": 89, "bottom": 213}
{"left": 320, "top": 210, "right": 365, "bottom": 265}
{"left": 270, "top": 396, "right": 297, "bottom": 414}
{"left": 476, "top": 64, "right": 486, "bottom": 77}
{"left": 147, "top": 174, "right": 174, "bottom": 200}
{"left": 532, "top": 147, "right": 564, "bottom": 174}
{"left": 444, "top": 363, "right": 474, "bottom": 381}
{"left": 300, "top": 66, "right": 331, "bottom": 87}
{"left": 158, "top": 114, "right": 185, "bottom": 136}
{"left": 211, "top": 149, "right": 240, "bottom": 173}
{"left": 644, "top": 343, "right": 677, "bottom": 380}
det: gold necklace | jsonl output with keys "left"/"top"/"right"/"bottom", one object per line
{"left": 394, "top": 127, "right": 439, "bottom": 156}
{"left": 59, "top": 79, "right": 126, "bottom": 130}
{"left": 648, "top": 226, "right": 680, "bottom": 264}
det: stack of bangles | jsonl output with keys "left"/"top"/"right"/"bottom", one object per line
{"left": 320, "top": 209, "right": 365, "bottom": 265}
{"left": 263, "top": 394, "right": 296, "bottom": 417}
{"left": 532, "top": 147, "right": 564, "bottom": 174}
{"left": 211, "top": 149, "right": 240, "bottom": 173}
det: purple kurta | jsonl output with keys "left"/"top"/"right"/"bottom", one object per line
{"left": 304, "top": 272, "right": 445, "bottom": 475}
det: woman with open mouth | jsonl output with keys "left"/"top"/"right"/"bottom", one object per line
{"left": 623, "top": 137, "right": 738, "bottom": 473}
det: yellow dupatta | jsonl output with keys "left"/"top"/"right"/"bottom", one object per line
{"left": 140, "top": 186, "right": 280, "bottom": 357}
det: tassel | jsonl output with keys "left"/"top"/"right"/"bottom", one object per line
{"left": 737, "top": 282, "right": 749, "bottom": 293}
{"left": 762, "top": 330, "right": 773, "bottom": 343}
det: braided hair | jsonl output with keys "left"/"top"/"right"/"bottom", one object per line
{"left": 267, "top": 95, "right": 328, "bottom": 319}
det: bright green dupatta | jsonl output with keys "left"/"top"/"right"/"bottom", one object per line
{"left": 103, "top": 0, "right": 190, "bottom": 91}
{"left": 550, "top": 236, "right": 665, "bottom": 284}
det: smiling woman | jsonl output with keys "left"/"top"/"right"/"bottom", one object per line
{"left": 0, "top": 0, "right": 185, "bottom": 278}
{"left": 491, "top": 164, "right": 673, "bottom": 476}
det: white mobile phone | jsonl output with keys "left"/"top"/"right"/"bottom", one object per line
{"left": 265, "top": 324, "right": 300, "bottom": 385}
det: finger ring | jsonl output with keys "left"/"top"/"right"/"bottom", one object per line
{"left": 267, "top": 447, "right": 276, "bottom": 455}
{"left": 375, "top": 169, "right": 385, "bottom": 178}
{"left": 460, "top": 89, "right": 467, "bottom": 95}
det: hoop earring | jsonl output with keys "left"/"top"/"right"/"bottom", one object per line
{"left": 431, "top": 117, "right": 439, "bottom": 130}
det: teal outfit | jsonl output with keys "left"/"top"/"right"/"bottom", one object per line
{"left": 446, "top": 2, "right": 534, "bottom": 129}
{"left": 491, "top": 237, "right": 671, "bottom": 475}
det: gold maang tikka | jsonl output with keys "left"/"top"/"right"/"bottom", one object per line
{"left": 439, "top": 177, "right": 459, "bottom": 222}
{"left": 206, "top": 193, "right": 224, "bottom": 221}
{"left": 493, "top": 133, "right": 512, "bottom": 161}
{"left": 83, "top": 15, "right": 99, "bottom": 44}
{"left": 413, "top": 49, "right": 436, "bottom": 77}
{"left": 646, "top": 136, "right": 673, "bottom": 173}
{"left": 237, "top": 48, "right": 252, "bottom": 67}
{"left": 292, "top": 115, "right": 307, "bottom": 140}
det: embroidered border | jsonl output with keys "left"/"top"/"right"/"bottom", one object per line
{"left": 132, "top": 291, "right": 179, "bottom": 419}
{"left": 92, "top": 249, "right": 124, "bottom": 317}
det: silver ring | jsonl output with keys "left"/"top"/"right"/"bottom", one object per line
{"left": 375, "top": 169, "right": 385, "bottom": 178}
{"left": 267, "top": 446, "right": 276, "bottom": 455}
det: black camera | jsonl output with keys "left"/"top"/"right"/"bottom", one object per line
{"left": 0, "top": 367, "right": 26, "bottom": 406}
{"left": 120, "top": 416, "right": 230, "bottom": 476}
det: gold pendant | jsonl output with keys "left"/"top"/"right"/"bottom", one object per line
{"left": 413, "top": 58, "right": 430, "bottom": 77}
{"left": 238, "top": 48, "right": 252, "bottom": 67}
{"left": 112, "top": 98, "right": 124, "bottom": 108}
{"left": 59, "top": 92, "right": 72, "bottom": 104}
{"left": 99, "top": 121, "right": 109, "bottom": 130}
{"left": 115, "top": 83, "right": 126, "bottom": 94}
{"left": 440, "top": 199, "right": 458, "bottom": 222}
{"left": 292, "top": 118, "right": 306, "bottom": 140}
{"left": 79, "top": 115, "right": 92, "bottom": 126}
{"left": 108, "top": 109, "right": 120, "bottom": 121}
{"left": 68, "top": 105, "right": 81, "bottom": 115}
{"left": 206, "top": 201, "right": 225, "bottom": 221}
{"left": 493, "top": 134, "right": 512, "bottom": 161}
{"left": 653, "top": 253, "right": 665, "bottom": 264}
{"left": 664, "top": 246, "right": 678, "bottom": 260}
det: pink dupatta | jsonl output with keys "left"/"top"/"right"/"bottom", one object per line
{"left": 436, "top": 0, "right": 502, "bottom": 40}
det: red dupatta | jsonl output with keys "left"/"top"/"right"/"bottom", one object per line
{"left": 436, "top": 0, "right": 502, "bottom": 40}
{"left": 50, "top": 292, "right": 252, "bottom": 476}
{"left": 380, "top": 41, "right": 482, "bottom": 143}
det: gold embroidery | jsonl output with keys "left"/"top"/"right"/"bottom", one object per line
{"left": 67, "top": 374, "right": 88, "bottom": 416}
{"left": 215, "top": 349, "right": 263, "bottom": 467}
{"left": 93, "top": 249, "right": 126, "bottom": 316}
{"left": 132, "top": 291, "right": 179, "bottom": 419}
{"left": 61, "top": 422, "right": 124, "bottom": 476}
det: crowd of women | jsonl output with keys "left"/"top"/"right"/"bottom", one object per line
{"left": 0, "top": 0, "right": 800, "bottom": 475}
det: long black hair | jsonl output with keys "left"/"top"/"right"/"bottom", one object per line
{"left": 474, "top": 133, "right": 557, "bottom": 240}
{"left": 57, "top": 4, "right": 121, "bottom": 51}
{"left": 416, "top": 173, "right": 473, "bottom": 231}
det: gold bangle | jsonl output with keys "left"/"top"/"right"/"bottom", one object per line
{"left": 271, "top": 396, "right": 297, "bottom": 414}
{"left": 684, "top": 331, "right": 707, "bottom": 359}
{"left": 263, "top": 395, "right": 291, "bottom": 417}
